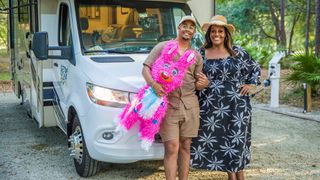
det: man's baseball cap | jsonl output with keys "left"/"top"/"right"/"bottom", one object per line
{"left": 178, "top": 15, "right": 196, "bottom": 26}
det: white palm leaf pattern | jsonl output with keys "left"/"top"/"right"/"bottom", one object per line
{"left": 207, "top": 156, "right": 225, "bottom": 170}
{"left": 226, "top": 86, "right": 241, "bottom": 103}
{"left": 220, "top": 141, "right": 240, "bottom": 158}
{"left": 213, "top": 102, "right": 231, "bottom": 118}
{"left": 191, "top": 47, "right": 261, "bottom": 172}
{"left": 198, "top": 132, "right": 218, "bottom": 147}
{"left": 203, "top": 116, "right": 222, "bottom": 132}
{"left": 190, "top": 145, "right": 208, "bottom": 161}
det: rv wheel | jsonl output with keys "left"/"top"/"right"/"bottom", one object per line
{"left": 69, "top": 115, "right": 99, "bottom": 177}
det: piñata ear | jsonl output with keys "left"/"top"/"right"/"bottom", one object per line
{"left": 177, "top": 50, "right": 196, "bottom": 68}
{"left": 186, "top": 52, "right": 195, "bottom": 63}
{"left": 167, "top": 44, "right": 178, "bottom": 55}
{"left": 161, "top": 40, "right": 178, "bottom": 63}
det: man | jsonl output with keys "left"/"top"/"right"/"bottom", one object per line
{"left": 142, "top": 15, "right": 209, "bottom": 180}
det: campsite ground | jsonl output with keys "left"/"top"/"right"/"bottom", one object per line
{"left": 0, "top": 56, "right": 319, "bottom": 179}
{"left": 1, "top": 92, "right": 319, "bottom": 179}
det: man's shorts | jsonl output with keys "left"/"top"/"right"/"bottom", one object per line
{"left": 159, "top": 102, "right": 200, "bottom": 142}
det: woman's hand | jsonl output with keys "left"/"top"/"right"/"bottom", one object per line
{"left": 151, "top": 82, "right": 166, "bottom": 97}
{"left": 239, "top": 84, "right": 255, "bottom": 95}
{"left": 195, "top": 72, "right": 209, "bottom": 90}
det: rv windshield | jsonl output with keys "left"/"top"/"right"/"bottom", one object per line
{"left": 75, "top": 1, "right": 204, "bottom": 55}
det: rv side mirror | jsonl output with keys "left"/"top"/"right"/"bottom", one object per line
{"left": 32, "top": 32, "right": 49, "bottom": 60}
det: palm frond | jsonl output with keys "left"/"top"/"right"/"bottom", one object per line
{"left": 285, "top": 55, "right": 320, "bottom": 87}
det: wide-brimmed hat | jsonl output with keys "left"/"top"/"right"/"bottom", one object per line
{"left": 178, "top": 15, "right": 196, "bottom": 27}
{"left": 202, "top": 15, "right": 235, "bottom": 33}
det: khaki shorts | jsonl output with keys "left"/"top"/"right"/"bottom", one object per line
{"left": 159, "top": 102, "right": 200, "bottom": 142}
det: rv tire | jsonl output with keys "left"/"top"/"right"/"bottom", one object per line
{"left": 72, "top": 115, "right": 99, "bottom": 177}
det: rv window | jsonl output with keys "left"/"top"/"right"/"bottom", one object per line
{"left": 17, "top": 0, "right": 29, "bottom": 23}
{"left": 58, "top": 4, "right": 71, "bottom": 46}
{"left": 75, "top": 1, "right": 204, "bottom": 55}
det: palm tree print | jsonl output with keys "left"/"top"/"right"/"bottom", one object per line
{"left": 191, "top": 46, "right": 261, "bottom": 172}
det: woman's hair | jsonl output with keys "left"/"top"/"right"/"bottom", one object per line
{"left": 202, "top": 25, "right": 236, "bottom": 57}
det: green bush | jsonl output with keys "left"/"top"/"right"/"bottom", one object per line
{"left": 285, "top": 54, "right": 320, "bottom": 91}
{"left": 234, "top": 34, "right": 275, "bottom": 68}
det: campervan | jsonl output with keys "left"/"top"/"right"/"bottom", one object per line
{"left": 8, "top": 0, "right": 203, "bottom": 177}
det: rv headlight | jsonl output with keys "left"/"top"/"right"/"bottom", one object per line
{"left": 86, "top": 83, "right": 129, "bottom": 108}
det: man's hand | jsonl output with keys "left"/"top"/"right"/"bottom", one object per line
{"left": 152, "top": 82, "right": 166, "bottom": 97}
{"left": 195, "top": 72, "right": 209, "bottom": 90}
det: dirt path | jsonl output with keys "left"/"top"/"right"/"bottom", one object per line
{"left": 0, "top": 92, "right": 319, "bottom": 179}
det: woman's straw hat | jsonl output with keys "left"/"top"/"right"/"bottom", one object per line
{"left": 202, "top": 15, "right": 235, "bottom": 33}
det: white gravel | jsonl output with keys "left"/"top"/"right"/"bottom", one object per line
{"left": 1, "top": 92, "right": 320, "bottom": 180}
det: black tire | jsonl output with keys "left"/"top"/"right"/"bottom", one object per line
{"left": 71, "top": 115, "right": 99, "bottom": 177}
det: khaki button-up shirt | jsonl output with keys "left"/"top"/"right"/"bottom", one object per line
{"left": 143, "top": 41, "right": 203, "bottom": 109}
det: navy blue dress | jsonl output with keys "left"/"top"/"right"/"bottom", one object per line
{"left": 190, "top": 46, "right": 261, "bottom": 172}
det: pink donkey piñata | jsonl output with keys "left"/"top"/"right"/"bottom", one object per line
{"left": 117, "top": 40, "right": 196, "bottom": 151}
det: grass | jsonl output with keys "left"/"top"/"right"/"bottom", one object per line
{"left": 0, "top": 61, "right": 10, "bottom": 81}
{"left": 0, "top": 48, "right": 9, "bottom": 58}
{"left": 0, "top": 72, "right": 10, "bottom": 81}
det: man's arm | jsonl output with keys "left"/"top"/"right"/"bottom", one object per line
{"left": 195, "top": 72, "right": 209, "bottom": 90}
{"left": 142, "top": 42, "right": 167, "bottom": 96}
{"left": 194, "top": 52, "right": 209, "bottom": 90}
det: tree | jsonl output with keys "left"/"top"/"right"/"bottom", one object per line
{"left": 217, "top": 0, "right": 308, "bottom": 51}
{"left": 305, "top": 0, "right": 311, "bottom": 55}
{"left": 279, "top": 0, "right": 287, "bottom": 50}
{"left": 315, "top": 0, "right": 320, "bottom": 56}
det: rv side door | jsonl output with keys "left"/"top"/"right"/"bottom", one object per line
{"left": 52, "top": 3, "right": 73, "bottom": 133}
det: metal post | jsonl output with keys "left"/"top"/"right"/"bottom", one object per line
{"left": 303, "top": 83, "right": 307, "bottom": 113}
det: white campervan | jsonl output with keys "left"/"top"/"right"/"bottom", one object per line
{"left": 8, "top": 0, "right": 203, "bottom": 177}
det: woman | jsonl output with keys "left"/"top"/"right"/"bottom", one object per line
{"left": 190, "top": 15, "right": 261, "bottom": 180}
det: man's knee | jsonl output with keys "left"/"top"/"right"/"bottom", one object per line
{"left": 164, "top": 140, "right": 179, "bottom": 156}
{"left": 179, "top": 138, "right": 192, "bottom": 152}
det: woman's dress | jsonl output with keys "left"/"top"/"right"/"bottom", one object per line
{"left": 190, "top": 46, "right": 261, "bottom": 172}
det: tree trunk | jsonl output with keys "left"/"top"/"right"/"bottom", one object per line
{"left": 315, "top": 0, "right": 320, "bottom": 111}
{"left": 268, "top": 1, "right": 280, "bottom": 45}
{"left": 280, "top": 0, "right": 287, "bottom": 50}
{"left": 315, "top": 0, "right": 320, "bottom": 56}
{"left": 288, "top": 14, "right": 300, "bottom": 54}
{"left": 305, "top": 0, "right": 311, "bottom": 55}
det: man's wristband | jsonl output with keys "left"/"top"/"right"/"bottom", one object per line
{"left": 150, "top": 81, "right": 156, "bottom": 88}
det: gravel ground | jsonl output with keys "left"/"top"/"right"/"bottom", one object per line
{"left": 1, "top": 92, "right": 320, "bottom": 180}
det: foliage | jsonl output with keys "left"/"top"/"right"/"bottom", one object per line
{"left": 234, "top": 33, "right": 276, "bottom": 68}
{"left": 285, "top": 54, "right": 320, "bottom": 89}
{"left": 0, "top": 14, "right": 7, "bottom": 49}
{"left": 0, "top": 72, "right": 10, "bottom": 81}
{"left": 216, "top": 0, "right": 316, "bottom": 53}
{"left": 0, "top": 62, "right": 10, "bottom": 81}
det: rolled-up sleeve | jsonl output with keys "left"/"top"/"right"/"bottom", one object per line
{"left": 143, "top": 41, "right": 166, "bottom": 68}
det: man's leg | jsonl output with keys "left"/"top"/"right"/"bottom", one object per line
{"left": 178, "top": 137, "right": 192, "bottom": 180}
{"left": 164, "top": 139, "right": 179, "bottom": 180}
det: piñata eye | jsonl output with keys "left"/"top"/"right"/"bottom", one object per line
{"left": 172, "top": 68, "right": 178, "bottom": 76}
{"left": 163, "top": 63, "right": 170, "bottom": 69}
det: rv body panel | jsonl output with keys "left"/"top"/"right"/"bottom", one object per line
{"left": 9, "top": 0, "right": 204, "bottom": 174}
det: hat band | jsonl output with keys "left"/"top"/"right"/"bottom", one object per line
{"left": 210, "top": 19, "right": 227, "bottom": 25}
